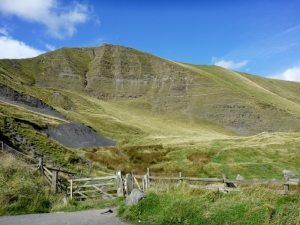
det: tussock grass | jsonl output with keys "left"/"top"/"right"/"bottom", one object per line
{"left": 118, "top": 183, "right": 300, "bottom": 225}
{"left": 83, "top": 144, "right": 171, "bottom": 174}
{"left": 0, "top": 153, "right": 53, "bottom": 215}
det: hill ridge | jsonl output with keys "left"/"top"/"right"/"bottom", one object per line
{"left": 1, "top": 44, "right": 300, "bottom": 138}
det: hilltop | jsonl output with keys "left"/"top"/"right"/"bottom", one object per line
{"left": 1, "top": 44, "right": 300, "bottom": 177}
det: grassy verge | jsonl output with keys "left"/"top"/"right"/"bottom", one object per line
{"left": 0, "top": 153, "right": 54, "bottom": 215}
{"left": 118, "top": 184, "right": 300, "bottom": 225}
{"left": 0, "top": 153, "right": 124, "bottom": 215}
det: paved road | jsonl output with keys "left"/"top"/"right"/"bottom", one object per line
{"left": 0, "top": 208, "right": 132, "bottom": 225}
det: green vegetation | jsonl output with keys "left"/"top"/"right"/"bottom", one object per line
{"left": 0, "top": 153, "right": 124, "bottom": 215}
{"left": 0, "top": 153, "right": 53, "bottom": 215}
{"left": 2, "top": 44, "right": 300, "bottom": 222}
{"left": 118, "top": 184, "right": 300, "bottom": 225}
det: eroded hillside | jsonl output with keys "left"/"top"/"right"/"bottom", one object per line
{"left": 1, "top": 44, "right": 300, "bottom": 136}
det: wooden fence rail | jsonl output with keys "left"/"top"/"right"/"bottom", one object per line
{"left": 8, "top": 150, "right": 297, "bottom": 200}
{"left": 131, "top": 169, "right": 300, "bottom": 195}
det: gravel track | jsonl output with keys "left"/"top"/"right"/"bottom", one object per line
{"left": 0, "top": 208, "right": 132, "bottom": 225}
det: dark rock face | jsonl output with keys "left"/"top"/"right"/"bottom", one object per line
{"left": 0, "top": 85, "right": 67, "bottom": 120}
{"left": 43, "top": 123, "right": 116, "bottom": 148}
{"left": 126, "top": 189, "right": 146, "bottom": 206}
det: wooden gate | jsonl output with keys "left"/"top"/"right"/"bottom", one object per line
{"left": 67, "top": 170, "right": 129, "bottom": 200}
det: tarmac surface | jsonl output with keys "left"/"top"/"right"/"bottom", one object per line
{"left": 0, "top": 208, "right": 132, "bottom": 225}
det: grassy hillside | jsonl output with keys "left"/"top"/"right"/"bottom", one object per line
{"left": 2, "top": 44, "right": 300, "bottom": 221}
{"left": 1, "top": 44, "right": 300, "bottom": 177}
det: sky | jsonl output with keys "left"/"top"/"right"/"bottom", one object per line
{"left": 0, "top": 0, "right": 299, "bottom": 81}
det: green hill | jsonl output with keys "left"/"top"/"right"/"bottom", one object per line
{"left": 1, "top": 44, "right": 300, "bottom": 178}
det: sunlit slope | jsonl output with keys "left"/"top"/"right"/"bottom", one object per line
{"left": 240, "top": 72, "right": 300, "bottom": 105}
{"left": 2, "top": 44, "right": 300, "bottom": 138}
{"left": 177, "top": 63, "right": 300, "bottom": 134}
{"left": 38, "top": 89, "right": 234, "bottom": 144}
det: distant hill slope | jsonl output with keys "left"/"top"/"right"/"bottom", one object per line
{"left": 1, "top": 43, "right": 300, "bottom": 139}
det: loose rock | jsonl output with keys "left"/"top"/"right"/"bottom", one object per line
{"left": 126, "top": 189, "right": 146, "bottom": 206}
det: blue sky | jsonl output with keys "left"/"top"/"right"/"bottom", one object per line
{"left": 0, "top": 0, "right": 299, "bottom": 81}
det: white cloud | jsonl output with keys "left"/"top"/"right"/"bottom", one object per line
{"left": 213, "top": 59, "right": 248, "bottom": 70}
{"left": 0, "top": 35, "right": 44, "bottom": 59}
{"left": 0, "top": 0, "right": 90, "bottom": 39}
{"left": 45, "top": 43, "right": 56, "bottom": 51}
{"left": 269, "top": 66, "right": 300, "bottom": 82}
{"left": 0, "top": 27, "right": 9, "bottom": 36}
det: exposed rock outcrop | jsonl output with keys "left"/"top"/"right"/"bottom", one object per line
{"left": 43, "top": 123, "right": 116, "bottom": 148}
{"left": 0, "top": 85, "right": 67, "bottom": 120}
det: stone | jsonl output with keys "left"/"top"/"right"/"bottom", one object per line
{"left": 283, "top": 170, "right": 295, "bottom": 176}
{"left": 14, "top": 134, "right": 22, "bottom": 142}
{"left": 236, "top": 174, "right": 245, "bottom": 180}
{"left": 126, "top": 189, "right": 146, "bottom": 206}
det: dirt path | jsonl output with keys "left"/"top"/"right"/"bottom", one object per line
{"left": 0, "top": 208, "right": 132, "bottom": 225}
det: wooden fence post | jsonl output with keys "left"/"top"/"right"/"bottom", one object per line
{"left": 179, "top": 172, "right": 183, "bottom": 184}
{"left": 116, "top": 170, "right": 124, "bottom": 196}
{"left": 70, "top": 179, "right": 73, "bottom": 200}
{"left": 51, "top": 170, "right": 58, "bottom": 193}
{"left": 38, "top": 157, "right": 44, "bottom": 174}
{"left": 284, "top": 175, "right": 290, "bottom": 195}
{"left": 125, "top": 173, "right": 133, "bottom": 196}
{"left": 143, "top": 174, "right": 148, "bottom": 192}
{"left": 222, "top": 174, "right": 227, "bottom": 190}
{"left": 1, "top": 141, "right": 3, "bottom": 153}
{"left": 147, "top": 168, "right": 151, "bottom": 187}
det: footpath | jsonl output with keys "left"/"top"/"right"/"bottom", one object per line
{"left": 0, "top": 208, "right": 132, "bottom": 225}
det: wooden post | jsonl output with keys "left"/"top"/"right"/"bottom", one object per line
{"left": 222, "top": 174, "right": 227, "bottom": 190}
{"left": 179, "top": 172, "right": 183, "bottom": 184}
{"left": 147, "top": 168, "right": 151, "bottom": 187}
{"left": 143, "top": 174, "right": 148, "bottom": 192}
{"left": 1, "top": 141, "right": 3, "bottom": 153}
{"left": 125, "top": 173, "right": 133, "bottom": 196}
{"left": 38, "top": 157, "right": 44, "bottom": 174}
{"left": 116, "top": 170, "right": 124, "bottom": 196}
{"left": 51, "top": 170, "right": 58, "bottom": 193}
{"left": 284, "top": 175, "right": 290, "bottom": 195}
{"left": 70, "top": 180, "right": 73, "bottom": 200}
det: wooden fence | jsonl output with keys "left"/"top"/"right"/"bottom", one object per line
{"left": 3, "top": 141, "right": 298, "bottom": 199}
{"left": 65, "top": 168, "right": 300, "bottom": 200}
{"left": 131, "top": 168, "right": 300, "bottom": 195}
